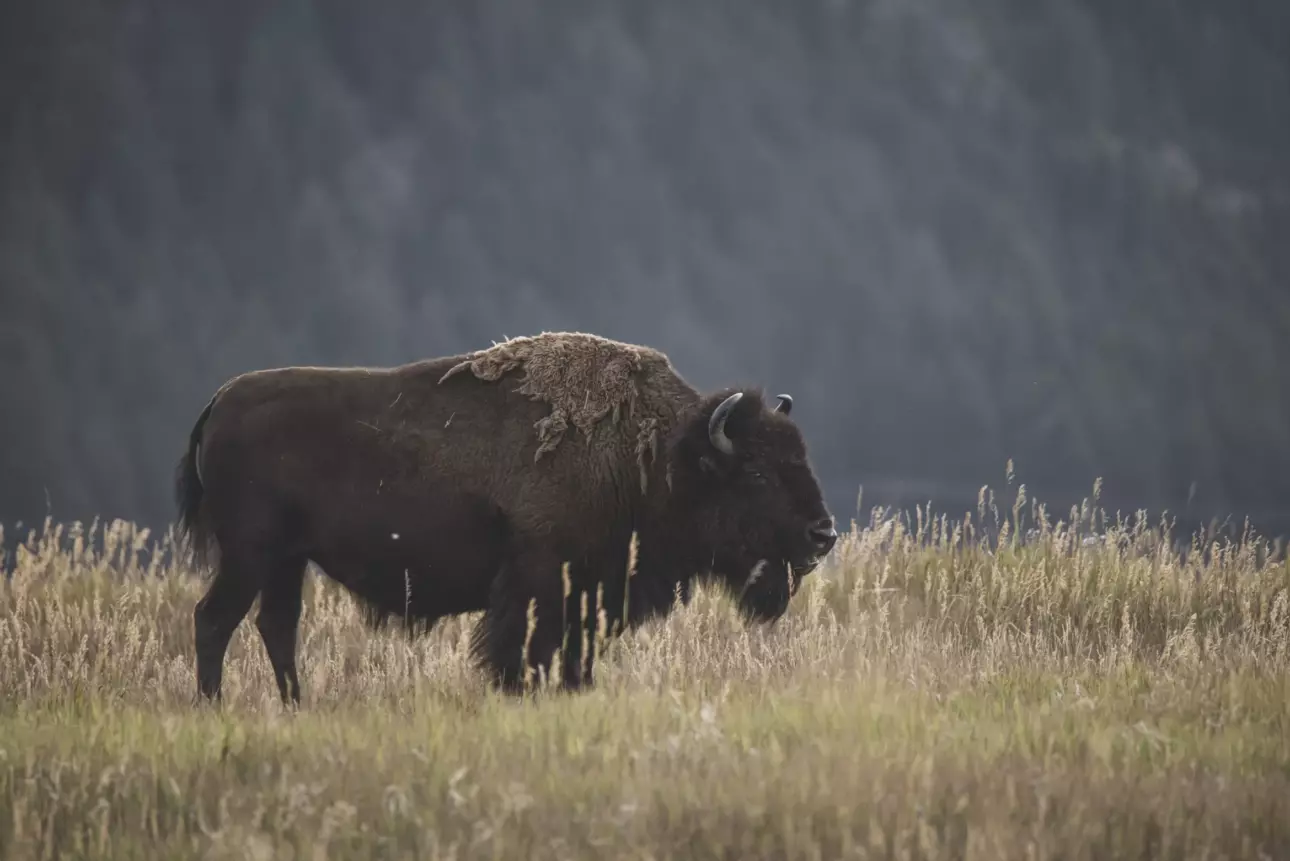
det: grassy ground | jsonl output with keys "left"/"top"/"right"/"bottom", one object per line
{"left": 2, "top": 485, "right": 1288, "bottom": 860}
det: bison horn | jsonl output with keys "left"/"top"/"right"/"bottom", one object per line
{"left": 709, "top": 392, "right": 743, "bottom": 455}
{"left": 774, "top": 393, "right": 793, "bottom": 415}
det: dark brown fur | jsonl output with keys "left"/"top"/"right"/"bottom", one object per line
{"left": 175, "top": 332, "right": 837, "bottom": 705}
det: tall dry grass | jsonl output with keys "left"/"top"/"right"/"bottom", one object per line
{"left": 1, "top": 481, "right": 1288, "bottom": 860}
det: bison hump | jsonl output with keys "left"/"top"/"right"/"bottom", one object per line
{"left": 438, "top": 331, "right": 661, "bottom": 460}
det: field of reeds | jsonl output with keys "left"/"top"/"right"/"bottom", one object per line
{"left": 2, "top": 481, "right": 1289, "bottom": 860}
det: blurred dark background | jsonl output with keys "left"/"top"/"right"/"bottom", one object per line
{"left": 2, "top": 0, "right": 1289, "bottom": 545}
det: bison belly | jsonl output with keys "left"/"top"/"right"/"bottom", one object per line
{"left": 305, "top": 486, "right": 508, "bottom": 627}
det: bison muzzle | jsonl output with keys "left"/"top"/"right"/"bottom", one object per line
{"left": 175, "top": 331, "right": 838, "bottom": 705}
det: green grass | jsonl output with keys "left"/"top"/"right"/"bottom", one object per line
{"left": 2, "top": 483, "right": 1289, "bottom": 859}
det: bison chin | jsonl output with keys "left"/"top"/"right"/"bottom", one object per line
{"left": 734, "top": 558, "right": 815, "bottom": 624}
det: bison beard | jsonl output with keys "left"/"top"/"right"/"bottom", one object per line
{"left": 175, "top": 332, "right": 837, "bottom": 705}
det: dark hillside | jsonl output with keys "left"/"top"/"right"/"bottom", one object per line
{"left": 2, "top": 0, "right": 1288, "bottom": 539}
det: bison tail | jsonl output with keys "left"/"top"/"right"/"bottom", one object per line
{"left": 174, "top": 395, "right": 218, "bottom": 573}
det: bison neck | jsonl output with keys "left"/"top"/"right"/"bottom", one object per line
{"left": 625, "top": 482, "right": 718, "bottom": 627}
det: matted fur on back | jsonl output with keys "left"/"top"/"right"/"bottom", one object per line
{"left": 438, "top": 331, "right": 690, "bottom": 491}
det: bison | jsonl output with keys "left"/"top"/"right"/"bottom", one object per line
{"left": 175, "top": 331, "right": 838, "bottom": 705}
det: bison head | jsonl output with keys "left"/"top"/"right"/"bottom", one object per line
{"left": 668, "top": 388, "right": 838, "bottom": 623}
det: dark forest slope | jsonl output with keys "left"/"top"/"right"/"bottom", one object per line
{"left": 2, "top": 0, "right": 1288, "bottom": 538}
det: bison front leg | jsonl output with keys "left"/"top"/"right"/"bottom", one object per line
{"left": 561, "top": 558, "right": 631, "bottom": 691}
{"left": 560, "top": 586, "right": 595, "bottom": 691}
{"left": 470, "top": 546, "right": 573, "bottom": 694}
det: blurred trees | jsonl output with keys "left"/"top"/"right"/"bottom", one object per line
{"left": 2, "top": 0, "right": 1287, "bottom": 535}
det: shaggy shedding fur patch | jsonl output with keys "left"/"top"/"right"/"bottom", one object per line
{"left": 440, "top": 331, "right": 663, "bottom": 467}
{"left": 634, "top": 417, "right": 659, "bottom": 493}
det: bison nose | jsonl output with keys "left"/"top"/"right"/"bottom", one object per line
{"left": 808, "top": 518, "right": 838, "bottom": 554}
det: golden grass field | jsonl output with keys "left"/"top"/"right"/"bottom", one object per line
{"left": 2, "top": 481, "right": 1289, "bottom": 860}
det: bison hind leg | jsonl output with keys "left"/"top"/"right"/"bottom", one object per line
{"left": 254, "top": 556, "right": 309, "bottom": 706}
{"left": 194, "top": 548, "right": 267, "bottom": 703}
